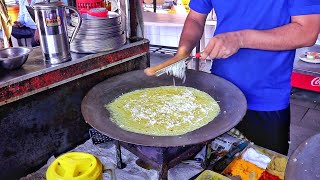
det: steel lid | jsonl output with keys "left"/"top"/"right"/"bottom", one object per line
{"left": 33, "top": 2, "right": 64, "bottom": 9}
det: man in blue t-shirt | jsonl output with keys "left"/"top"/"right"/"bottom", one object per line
{"left": 146, "top": 1, "right": 320, "bottom": 155}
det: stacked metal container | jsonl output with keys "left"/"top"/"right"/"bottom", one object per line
{"left": 68, "top": 11, "right": 126, "bottom": 53}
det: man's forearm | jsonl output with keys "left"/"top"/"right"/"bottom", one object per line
{"left": 240, "top": 15, "right": 320, "bottom": 50}
{"left": 178, "top": 12, "right": 207, "bottom": 56}
{"left": 240, "top": 24, "right": 317, "bottom": 50}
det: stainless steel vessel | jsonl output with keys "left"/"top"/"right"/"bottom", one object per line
{"left": 68, "top": 12, "right": 126, "bottom": 54}
{"left": 0, "top": 47, "right": 31, "bottom": 70}
{"left": 33, "top": 2, "right": 82, "bottom": 64}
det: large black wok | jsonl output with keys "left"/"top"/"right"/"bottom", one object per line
{"left": 81, "top": 70, "right": 247, "bottom": 147}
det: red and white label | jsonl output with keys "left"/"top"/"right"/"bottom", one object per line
{"left": 291, "top": 72, "right": 320, "bottom": 92}
{"left": 311, "top": 77, "right": 320, "bottom": 87}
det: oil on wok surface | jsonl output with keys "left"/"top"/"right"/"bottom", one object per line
{"left": 81, "top": 70, "right": 247, "bottom": 147}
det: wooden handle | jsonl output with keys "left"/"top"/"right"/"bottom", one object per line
{"left": 144, "top": 56, "right": 184, "bottom": 76}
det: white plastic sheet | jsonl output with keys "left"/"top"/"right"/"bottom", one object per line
{"left": 22, "top": 140, "right": 204, "bottom": 180}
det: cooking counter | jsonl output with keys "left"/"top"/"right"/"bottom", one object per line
{"left": 0, "top": 39, "right": 150, "bottom": 179}
{"left": 292, "top": 44, "right": 320, "bottom": 92}
{"left": 0, "top": 39, "right": 149, "bottom": 106}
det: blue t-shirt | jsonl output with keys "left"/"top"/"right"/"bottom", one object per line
{"left": 189, "top": 0, "right": 320, "bottom": 111}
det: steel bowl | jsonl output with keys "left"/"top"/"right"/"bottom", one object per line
{"left": 0, "top": 47, "right": 31, "bottom": 70}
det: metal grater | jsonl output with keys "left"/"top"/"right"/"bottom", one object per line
{"left": 89, "top": 128, "right": 113, "bottom": 145}
{"left": 154, "top": 56, "right": 192, "bottom": 81}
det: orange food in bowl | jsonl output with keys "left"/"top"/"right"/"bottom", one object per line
{"left": 225, "top": 159, "right": 264, "bottom": 180}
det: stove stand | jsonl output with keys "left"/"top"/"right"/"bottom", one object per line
{"left": 115, "top": 141, "right": 210, "bottom": 180}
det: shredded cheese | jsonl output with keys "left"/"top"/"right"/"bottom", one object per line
{"left": 106, "top": 86, "right": 220, "bottom": 136}
{"left": 164, "top": 60, "right": 187, "bottom": 82}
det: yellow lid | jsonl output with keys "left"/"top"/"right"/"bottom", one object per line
{"left": 196, "top": 170, "right": 231, "bottom": 180}
{"left": 46, "top": 152, "right": 103, "bottom": 180}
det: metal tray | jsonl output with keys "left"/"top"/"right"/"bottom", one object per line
{"left": 71, "top": 12, "right": 121, "bottom": 27}
{"left": 70, "top": 31, "right": 126, "bottom": 53}
{"left": 222, "top": 144, "right": 288, "bottom": 179}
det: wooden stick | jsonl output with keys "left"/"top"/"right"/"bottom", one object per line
{"left": 144, "top": 56, "right": 186, "bottom": 76}
{"left": 144, "top": 52, "right": 202, "bottom": 76}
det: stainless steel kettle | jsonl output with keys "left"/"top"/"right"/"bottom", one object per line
{"left": 33, "top": 2, "right": 82, "bottom": 64}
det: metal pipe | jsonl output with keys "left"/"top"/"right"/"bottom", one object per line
{"left": 116, "top": 141, "right": 126, "bottom": 169}
{"left": 124, "top": 0, "right": 131, "bottom": 38}
{"left": 129, "top": 0, "right": 138, "bottom": 38}
{"left": 195, "top": 41, "right": 200, "bottom": 71}
{"left": 153, "top": 0, "right": 156, "bottom": 13}
{"left": 120, "top": 0, "right": 129, "bottom": 39}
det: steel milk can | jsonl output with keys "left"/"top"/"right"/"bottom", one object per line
{"left": 33, "top": 2, "right": 82, "bottom": 64}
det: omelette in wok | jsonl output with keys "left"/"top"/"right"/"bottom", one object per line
{"left": 105, "top": 86, "right": 220, "bottom": 136}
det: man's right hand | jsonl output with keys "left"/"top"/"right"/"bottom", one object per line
{"left": 201, "top": 31, "right": 243, "bottom": 60}
{"left": 13, "top": 21, "right": 23, "bottom": 28}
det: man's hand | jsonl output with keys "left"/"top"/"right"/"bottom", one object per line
{"left": 13, "top": 21, "right": 22, "bottom": 28}
{"left": 34, "top": 29, "right": 40, "bottom": 43}
{"left": 201, "top": 31, "right": 243, "bottom": 60}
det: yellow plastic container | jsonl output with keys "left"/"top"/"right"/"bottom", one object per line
{"left": 196, "top": 170, "right": 231, "bottom": 180}
{"left": 46, "top": 152, "right": 103, "bottom": 180}
{"left": 7, "top": 5, "right": 19, "bottom": 22}
{"left": 181, "top": 0, "right": 190, "bottom": 6}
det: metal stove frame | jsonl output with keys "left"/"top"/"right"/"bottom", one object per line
{"left": 114, "top": 140, "right": 211, "bottom": 180}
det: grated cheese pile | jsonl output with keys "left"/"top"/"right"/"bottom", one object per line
{"left": 105, "top": 86, "right": 220, "bottom": 136}
{"left": 163, "top": 60, "right": 187, "bottom": 82}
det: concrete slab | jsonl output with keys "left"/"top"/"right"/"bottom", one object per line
{"left": 291, "top": 88, "right": 320, "bottom": 103}
{"left": 314, "top": 103, "right": 320, "bottom": 111}
{"left": 288, "top": 124, "right": 319, "bottom": 156}
{"left": 299, "top": 109, "right": 320, "bottom": 131}
{"left": 290, "top": 96, "right": 318, "bottom": 109}
{"left": 290, "top": 104, "right": 308, "bottom": 125}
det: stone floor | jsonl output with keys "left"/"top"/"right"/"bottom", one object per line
{"left": 149, "top": 50, "right": 320, "bottom": 157}
{"left": 289, "top": 90, "right": 320, "bottom": 155}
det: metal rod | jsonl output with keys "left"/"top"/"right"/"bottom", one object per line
{"left": 129, "top": 0, "right": 137, "bottom": 38}
{"left": 158, "top": 164, "right": 168, "bottom": 180}
{"left": 202, "top": 142, "right": 212, "bottom": 169}
{"left": 195, "top": 41, "right": 201, "bottom": 71}
{"left": 116, "top": 141, "right": 126, "bottom": 169}
{"left": 124, "top": 0, "right": 131, "bottom": 38}
{"left": 153, "top": 0, "right": 156, "bottom": 13}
